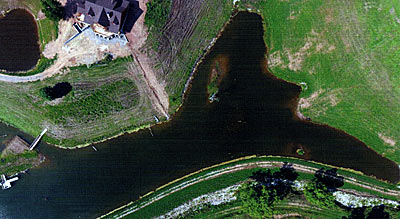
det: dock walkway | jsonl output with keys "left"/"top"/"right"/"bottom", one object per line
{"left": 29, "top": 128, "right": 47, "bottom": 150}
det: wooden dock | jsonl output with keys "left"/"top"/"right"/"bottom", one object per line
{"left": 29, "top": 128, "right": 47, "bottom": 150}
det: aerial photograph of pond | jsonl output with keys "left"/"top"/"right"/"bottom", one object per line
{"left": 0, "top": 0, "right": 399, "bottom": 219}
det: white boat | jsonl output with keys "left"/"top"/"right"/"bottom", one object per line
{"left": 0, "top": 174, "right": 18, "bottom": 190}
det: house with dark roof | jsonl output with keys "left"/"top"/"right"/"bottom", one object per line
{"left": 76, "top": 0, "right": 131, "bottom": 36}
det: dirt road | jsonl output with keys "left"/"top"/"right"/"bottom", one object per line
{"left": 125, "top": 0, "right": 170, "bottom": 118}
{"left": 0, "top": 0, "right": 170, "bottom": 118}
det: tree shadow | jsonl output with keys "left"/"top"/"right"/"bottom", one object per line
{"left": 63, "top": 0, "right": 81, "bottom": 20}
{"left": 122, "top": 0, "right": 143, "bottom": 33}
{"left": 314, "top": 168, "right": 344, "bottom": 192}
{"left": 250, "top": 162, "right": 299, "bottom": 199}
{"left": 366, "top": 205, "right": 390, "bottom": 219}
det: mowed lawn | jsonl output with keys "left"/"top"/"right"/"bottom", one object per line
{"left": 0, "top": 58, "right": 156, "bottom": 147}
{"left": 241, "top": 0, "right": 400, "bottom": 163}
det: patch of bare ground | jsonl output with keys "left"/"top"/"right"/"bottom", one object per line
{"left": 125, "top": 0, "right": 169, "bottom": 118}
{"left": 378, "top": 133, "right": 396, "bottom": 146}
{"left": 37, "top": 10, "right": 45, "bottom": 20}
{"left": 298, "top": 89, "right": 342, "bottom": 116}
{"left": 1, "top": 136, "right": 29, "bottom": 156}
{"left": 274, "top": 213, "right": 302, "bottom": 219}
{"left": 43, "top": 18, "right": 130, "bottom": 67}
{"left": 270, "top": 30, "right": 336, "bottom": 71}
{"left": 299, "top": 89, "right": 324, "bottom": 109}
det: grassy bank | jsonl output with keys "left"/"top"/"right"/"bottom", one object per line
{"left": 145, "top": 0, "right": 234, "bottom": 112}
{"left": 0, "top": 57, "right": 156, "bottom": 147}
{"left": 0, "top": 150, "right": 40, "bottom": 176}
{"left": 233, "top": 0, "right": 400, "bottom": 163}
{"left": 100, "top": 156, "right": 400, "bottom": 218}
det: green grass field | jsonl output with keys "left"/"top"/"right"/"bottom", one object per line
{"left": 235, "top": 0, "right": 400, "bottom": 163}
{"left": 101, "top": 156, "right": 400, "bottom": 219}
{"left": 145, "top": 0, "right": 233, "bottom": 112}
{"left": 0, "top": 150, "right": 39, "bottom": 175}
{"left": 0, "top": 57, "right": 156, "bottom": 147}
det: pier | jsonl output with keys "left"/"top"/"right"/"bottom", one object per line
{"left": 29, "top": 128, "right": 47, "bottom": 151}
{"left": 1, "top": 174, "right": 18, "bottom": 190}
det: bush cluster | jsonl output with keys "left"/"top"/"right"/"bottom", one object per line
{"left": 40, "top": 0, "right": 64, "bottom": 22}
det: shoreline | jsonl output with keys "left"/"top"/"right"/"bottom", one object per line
{"left": 0, "top": 8, "right": 42, "bottom": 74}
{"left": 52, "top": 9, "right": 242, "bottom": 149}
{"left": 98, "top": 155, "right": 400, "bottom": 218}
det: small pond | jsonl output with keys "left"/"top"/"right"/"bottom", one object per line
{"left": 0, "top": 9, "right": 41, "bottom": 72}
{"left": 41, "top": 82, "right": 73, "bottom": 100}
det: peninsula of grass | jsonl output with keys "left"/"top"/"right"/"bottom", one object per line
{"left": 0, "top": 150, "right": 40, "bottom": 176}
{"left": 231, "top": 0, "right": 400, "bottom": 163}
{"left": 144, "top": 0, "right": 400, "bottom": 164}
{"left": 100, "top": 156, "right": 400, "bottom": 219}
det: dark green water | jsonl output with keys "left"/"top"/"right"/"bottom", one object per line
{"left": 0, "top": 12, "right": 398, "bottom": 219}
{"left": 0, "top": 9, "right": 40, "bottom": 72}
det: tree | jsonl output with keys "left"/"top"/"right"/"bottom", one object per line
{"left": 366, "top": 205, "right": 389, "bottom": 219}
{"left": 236, "top": 165, "right": 299, "bottom": 218}
{"left": 236, "top": 182, "right": 277, "bottom": 218}
{"left": 250, "top": 163, "right": 299, "bottom": 200}
{"left": 343, "top": 207, "right": 366, "bottom": 219}
{"left": 40, "top": 0, "right": 64, "bottom": 22}
{"left": 303, "top": 180, "right": 336, "bottom": 208}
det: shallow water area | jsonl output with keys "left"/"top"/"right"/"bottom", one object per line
{"left": 0, "top": 9, "right": 40, "bottom": 72}
{"left": 0, "top": 11, "right": 398, "bottom": 219}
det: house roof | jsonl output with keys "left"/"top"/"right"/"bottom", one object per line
{"left": 77, "top": 0, "right": 130, "bottom": 33}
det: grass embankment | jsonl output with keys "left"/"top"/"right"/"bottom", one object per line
{"left": 0, "top": 57, "right": 156, "bottom": 147}
{"left": 234, "top": 0, "right": 400, "bottom": 163}
{"left": 0, "top": 150, "right": 39, "bottom": 176}
{"left": 100, "top": 156, "right": 400, "bottom": 219}
{"left": 0, "top": 0, "right": 57, "bottom": 73}
{"left": 144, "top": 0, "right": 234, "bottom": 112}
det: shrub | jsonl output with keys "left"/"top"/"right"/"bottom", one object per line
{"left": 144, "top": 0, "right": 172, "bottom": 49}
{"left": 303, "top": 180, "right": 336, "bottom": 208}
{"left": 40, "top": 0, "right": 64, "bottom": 22}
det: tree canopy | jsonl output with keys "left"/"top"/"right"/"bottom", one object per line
{"left": 236, "top": 163, "right": 299, "bottom": 218}
{"left": 303, "top": 168, "right": 344, "bottom": 208}
{"left": 40, "top": 0, "right": 64, "bottom": 22}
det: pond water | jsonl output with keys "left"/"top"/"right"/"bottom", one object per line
{"left": 0, "top": 12, "right": 398, "bottom": 219}
{"left": 42, "top": 82, "right": 73, "bottom": 100}
{"left": 0, "top": 9, "right": 40, "bottom": 72}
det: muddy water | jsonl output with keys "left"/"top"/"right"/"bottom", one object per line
{"left": 0, "top": 9, "right": 40, "bottom": 72}
{"left": 0, "top": 12, "right": 398, "bottom": 219}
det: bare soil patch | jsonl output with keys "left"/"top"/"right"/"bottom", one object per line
{"left": 378, "top": 133, "right": 396, "bottom": 146}
{"left": 1, "top": 136, "right": 29, "bottom": 156}
{"left": 126, "top": 0, "right": 169, "bottom": 118}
